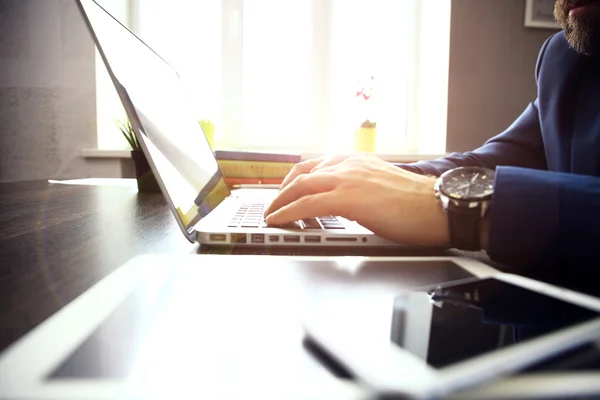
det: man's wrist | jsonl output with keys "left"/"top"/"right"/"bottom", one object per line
{"left": 432, "top": 188, "right": 490, "bottom": 251}
{"left": 428, "top": 190, "right": 451, "bottom": 246}
{"left": 479, "top": 214, "right": 490, "bottom": 250}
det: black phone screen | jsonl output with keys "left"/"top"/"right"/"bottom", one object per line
{"left": 332, "top": 278, "right": 600, "bottom": 369}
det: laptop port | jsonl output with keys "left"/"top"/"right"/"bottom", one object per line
{"left": 283, "top": 235, "right": 300, "bottom": 243}
{"left": 305, "top": 235, "right": 321, "bottom": 243}
{"left": 209, "top": 234, "right": 226, "bottom": 242}
{"left": 230, "top": 233, "right": 247, "bottom": 244}
{"left": 269, "top": 235, "right": 279, "bottom": 242}
{"left": 251, "top": 234, "right": 265, "bottom": 244}
{"left": 325, "top": 237, "right": 358, "bottom": 242}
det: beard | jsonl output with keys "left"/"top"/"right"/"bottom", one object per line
{"left": 554, "top": 0, "right": 600, "bottom": 55}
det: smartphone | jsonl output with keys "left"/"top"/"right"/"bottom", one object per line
{"left": 302, "top": 274, "right": 600, "bottom": 399}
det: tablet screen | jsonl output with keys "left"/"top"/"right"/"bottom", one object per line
{"left": 46, "top": 259, "right": 474, "bottom": 380}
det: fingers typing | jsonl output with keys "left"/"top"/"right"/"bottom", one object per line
{"left": 265, "top": 192, "right": 338, "bottom": 225}
{"left": 279, "top": 158, "right": 322, "bottom": 189}
{"left": 265, "top": 172, "right": 338, "bottom": 218}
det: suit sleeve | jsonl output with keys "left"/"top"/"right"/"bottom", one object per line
{"left": 487, "top": 167, "right": 600, "bottom": 289}
{"left": 397, "top": 101, "right": 548, "bottom": 176}
{"left": 396, "top": 36, "right": 553, "bottom": 177}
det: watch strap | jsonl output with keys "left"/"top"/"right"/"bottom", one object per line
{"left": 447, "top": 202, "right": 481, "bottom": 250}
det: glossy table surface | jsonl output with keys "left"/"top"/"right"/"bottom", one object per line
{"left": 0, "top": 178, "right": 517, "bottom": 399}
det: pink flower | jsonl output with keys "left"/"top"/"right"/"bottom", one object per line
{"left": 355, "top": 76, "right": 375, "bottom": 101}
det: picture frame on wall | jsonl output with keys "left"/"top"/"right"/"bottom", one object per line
{"left": 525, "top": 0, "right": 560, "bottom": 29}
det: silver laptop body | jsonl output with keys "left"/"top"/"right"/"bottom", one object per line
{"left": 78, "top": 0, "right": 402, "bottom": 248}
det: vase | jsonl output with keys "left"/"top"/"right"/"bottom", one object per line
{"left": 354, "top": 121, "right": 377, "bottom": 153}
{"left": 130, "top": 150, "right": 161, "bottom": 193}
{"left": 199, "top": 120, "right": 216, "bottom": 150}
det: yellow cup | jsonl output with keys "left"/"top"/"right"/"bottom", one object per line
{"left": 199, "top": 120, "right": 215, "bottom": 149}
{"left": 354, "top": 127, "right": 377, "bottom": 153}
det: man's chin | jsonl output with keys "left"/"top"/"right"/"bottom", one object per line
{"left": 564, "top": 27, "right": 600, "bottom": 55}
{"left": 555, "top": 1, "right": 600, "bottom": 55}
{"left": 563, "top": 13, "right": 600, "bottom": 55}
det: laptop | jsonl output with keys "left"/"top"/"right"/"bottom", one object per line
{"left": 77, "top": 0, "right": 406, "bottom": 248}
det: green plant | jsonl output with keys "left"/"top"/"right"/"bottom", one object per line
{"left": 116, "top": 118, "right": 139, "bottom": 151}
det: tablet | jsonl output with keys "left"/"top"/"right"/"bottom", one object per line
{"left": 302, "top": 274, "right": 600, "bottom": 399}
{"left": 0, "top": 254, "right": 498, "bottom": 400}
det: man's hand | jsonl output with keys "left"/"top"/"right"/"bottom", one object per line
{"left": 265, "top": 155, "right": 450, "bottom": 246}
{"left": 280, "top": 153, "right": 370, "bottom": 189}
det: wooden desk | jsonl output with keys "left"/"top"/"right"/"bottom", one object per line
{"left": 0, "top": 179, "right": 500, "bottom": 356}
{"left": 0, "top": 180, "right": 195, "bottom": 354}
{"left": 8, "top": 179, "right": 597, "bottom": 399}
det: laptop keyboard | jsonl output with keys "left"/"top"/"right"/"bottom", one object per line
{"left": 227, "top": 201, "right": 345, "bottom": 230}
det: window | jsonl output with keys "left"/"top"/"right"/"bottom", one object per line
{"left": 95, "top": 0, "right": 451, "bottom": 155}
{"left": 94, "top": 0, "right": 133, "bottom": 150}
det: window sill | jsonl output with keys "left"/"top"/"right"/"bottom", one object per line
{"left": 81, "top": 148, "right": 446, "bottom": 163}
{"left": 80, "top": 148, "right": 132, "bottom": 158}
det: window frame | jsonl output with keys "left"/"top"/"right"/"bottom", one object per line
{"left": 96, "top": 0, "right": 451, "bottom": 155}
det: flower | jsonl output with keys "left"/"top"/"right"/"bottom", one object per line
{"left": 355, "top": 75, "right": 375, "bottom": 101}
{"left": 355, "top": 75, "right": 376, "bottom": 126}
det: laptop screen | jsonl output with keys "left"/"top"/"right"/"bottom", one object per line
{"left": 80, "top": 0, "right": 230, "bottom": 230}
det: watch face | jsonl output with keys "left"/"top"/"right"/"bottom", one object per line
{"left": 440, "top": 167, "right": 495, "bottom": 200}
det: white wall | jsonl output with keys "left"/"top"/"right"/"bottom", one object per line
{"left": 0, "top": 0, "right": 119, "bottom": 182}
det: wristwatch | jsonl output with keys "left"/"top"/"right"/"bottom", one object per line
{"left": 434, "top": 166, "right": 495, "bottom": 250}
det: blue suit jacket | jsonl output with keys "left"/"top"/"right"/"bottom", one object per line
{"left": 400, "top": 32, "right": 600, "bottom": 293}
